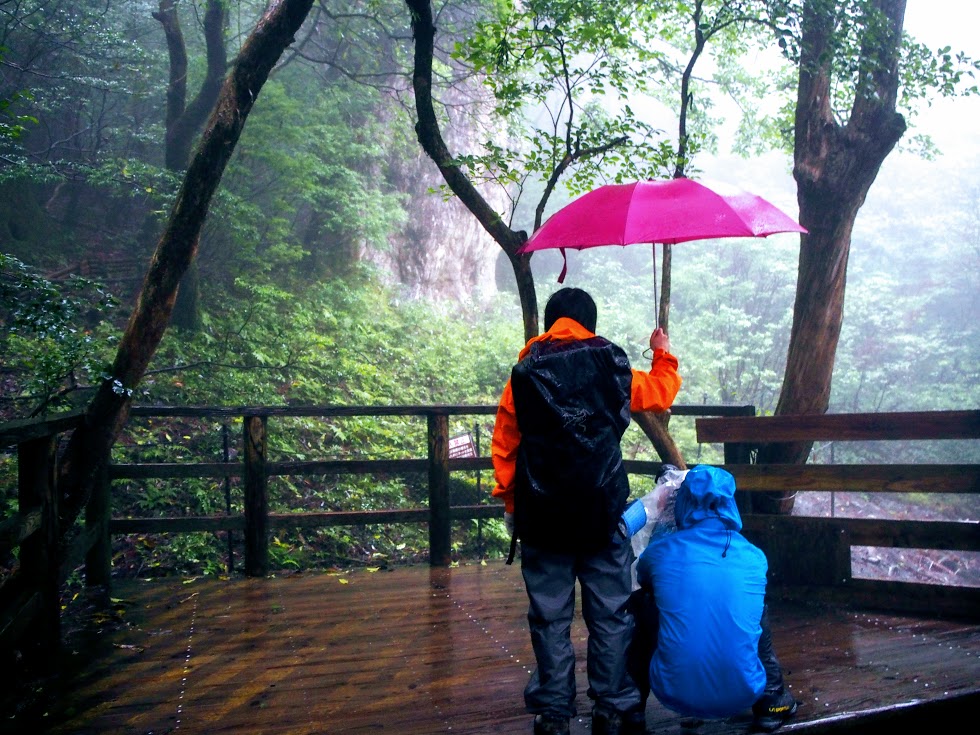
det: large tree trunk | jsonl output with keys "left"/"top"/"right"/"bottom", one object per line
{"left": 153, "top": 0, "right": 228, "bottom": 332}
{"left": 756, "top": 0, "right": 907, "bottom": 513}
{"left": 57, "top": 0, "right": 316, "bottom": 533}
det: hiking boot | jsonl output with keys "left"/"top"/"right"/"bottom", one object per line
{"left": 592, "top": 708, "right": 645, "bottom": 735}
{"left": 534, "top": 714, "right": 570, "bottom": 735}
{"left": 751, "top": 689, "right": 799, "bottom": 732}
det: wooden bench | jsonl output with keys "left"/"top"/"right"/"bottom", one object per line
{"left": 695, "top": 410, "right": 980, "bottom": 619}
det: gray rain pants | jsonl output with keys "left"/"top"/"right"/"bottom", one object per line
{"left": 520, "top": 531, "right": 643, "bottom": 720}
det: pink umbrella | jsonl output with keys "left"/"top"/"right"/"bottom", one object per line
{"left": 519, "top": 177, "right": 806, "bottom": 325}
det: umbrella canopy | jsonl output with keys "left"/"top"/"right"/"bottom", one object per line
{"left": 519, "top": 177, "right": 807, "bottom": 283}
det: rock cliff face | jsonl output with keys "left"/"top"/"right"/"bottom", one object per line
{"left": 367, "top": 82, "right": 513, "bottom": 306}
{"left": 369, "top": 148, "right": 507, "bottom": 305}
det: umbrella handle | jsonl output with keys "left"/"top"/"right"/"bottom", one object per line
{"left": 652, "top": 243, "right": 658, "bottom": 330}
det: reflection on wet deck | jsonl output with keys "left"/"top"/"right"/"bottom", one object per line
{"left": 28, "top": 563, "right": 980, "bottom": 734}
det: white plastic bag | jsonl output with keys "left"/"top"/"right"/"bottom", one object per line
{"left": 629, "top": 467, "right": 687, "bottom": 591}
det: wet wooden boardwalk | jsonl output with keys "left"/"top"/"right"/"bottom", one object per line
{"left": 22, "top": 563, "right": 980, "bottom": 735}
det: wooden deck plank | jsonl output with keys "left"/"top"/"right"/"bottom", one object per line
{"left": 22, "top": 563, "right": 980, "bottom": 734}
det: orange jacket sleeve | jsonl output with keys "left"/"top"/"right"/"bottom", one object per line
{"left": 491, "top": 379, "right": 519, "bottom": 514}
{"left": 631, "top": 349, "right": 682, "bottom": 412}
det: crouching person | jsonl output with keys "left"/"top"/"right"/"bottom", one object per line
{"left": 627, "top": 465, "right": 799, "bottom": 733}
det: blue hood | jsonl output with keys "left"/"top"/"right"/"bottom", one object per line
{"left": 674, "top": 465, "right": 742, "bottom": 532}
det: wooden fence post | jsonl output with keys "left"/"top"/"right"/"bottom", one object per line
{"left": 85, "top": 461, "right": 112, "bottom": 590}
{"left": 725, "top": 440, "right": 754, "bottom": 517}
{"left": 427, "top": 413, "right": 451, "bottom": 566}
{"left": 243, "top": 414, "right": 268, "bottom": 577}
{"left": 18, "top": 435, "right": 60, "bottom": 663}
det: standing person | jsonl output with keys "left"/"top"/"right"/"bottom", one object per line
{"left": 491, "top": 287, "right": 682, "bottom": 735}
{"left": 628, "top": 465, "right": 799, "bottom": 733}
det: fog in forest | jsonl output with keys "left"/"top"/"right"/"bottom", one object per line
{"left": 1, "top": 1, "right": 977, "bottom": 584}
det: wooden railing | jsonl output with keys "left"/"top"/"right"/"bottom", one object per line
{"left": 46, "top": 254, "right": 141, "bottom": 286}
{"left": 113, "top": 405, "right": 501, "bottom": 576}
{"left": 0, "top": 403, "right": 748, "bottom": 665}
{"left": 105, "top": 404, "right": 754, "bottom": 577}
{"left": 696, "top": 409, "right": 980, "bottom": 619}
{"left": 0, "top": 409, "right": 87, "bottom": 666}
{"left": 4, "top": 405, "right": 977, "bottom": 669}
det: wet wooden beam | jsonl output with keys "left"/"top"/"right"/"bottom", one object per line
{"left": 720, "top": 463, "right": 980, "bottom": 494}
{"left": 696, "top": 410, "right": 980, "bottom": 443}
{"left": 16, "top": 435, "right": 59, "bottom": 664}
{"left": 428, "top": 413, "right": 451, "bottom": 566}
{"left": 127, "top": 404, "right": 499, "bottom": 419}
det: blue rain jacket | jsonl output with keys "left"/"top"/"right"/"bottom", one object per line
{"left": 635, "top": 465, "right": 767, "bottom": 718}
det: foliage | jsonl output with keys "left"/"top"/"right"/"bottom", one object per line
{"left": 669, "top": 238, "right": 798, "bottom": 411}
{"left": 0, "top": 253, "right": 118, "bottom": 416}
{"left": 0, "top": 0, "right": 162, "bottom": 167}
{"left": 95, "top": 268, "right": 521, "bottom": 575}
{"left": 451, "top": 0, "right": 678, "bottom": 229}
{"left": 212, "top": 78, "right": 409, "bottom": 282}
{"left": 631, "top": 1, "right": 783, "bottom": 170}
{"left": 830, "top": 172, "right": 980, "bottom": 441}
{"left": 752, "top": 0, "right": 980, "bottom": 152}
{"left": 0, "top": 88, "right": 36, "bottom": 141}
{"left": 128, "top": 266, "right": 519, "bottom": 408}
{"left": 0, "top": 0, "right": 409, "bottom": 294}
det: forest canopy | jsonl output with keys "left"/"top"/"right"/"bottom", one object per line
{"left": 1, "top": 0, "right": 977, "bottom": 428}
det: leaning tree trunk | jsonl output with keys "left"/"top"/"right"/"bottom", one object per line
{"left": 634, "top": 412, "right": 686, "bottom": 469}
{"left": 57, "top": 0, "right": 316, "bottom": 533}
{"left": 406, "top": 0, "right": 539, "bottom": 341}
{"left": 505, "top": 251, "right": 539, "bottom": 341}
{"left": 755, "top": 0, "right": 907, "bottom": 513}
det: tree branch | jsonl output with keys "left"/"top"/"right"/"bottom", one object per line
{"left": 404, "top": 0, "right": 538, "bottom": 340}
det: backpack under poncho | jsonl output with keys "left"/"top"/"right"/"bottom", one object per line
{"left": 510, "top": 336, "right": 633, "bottom": 554}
